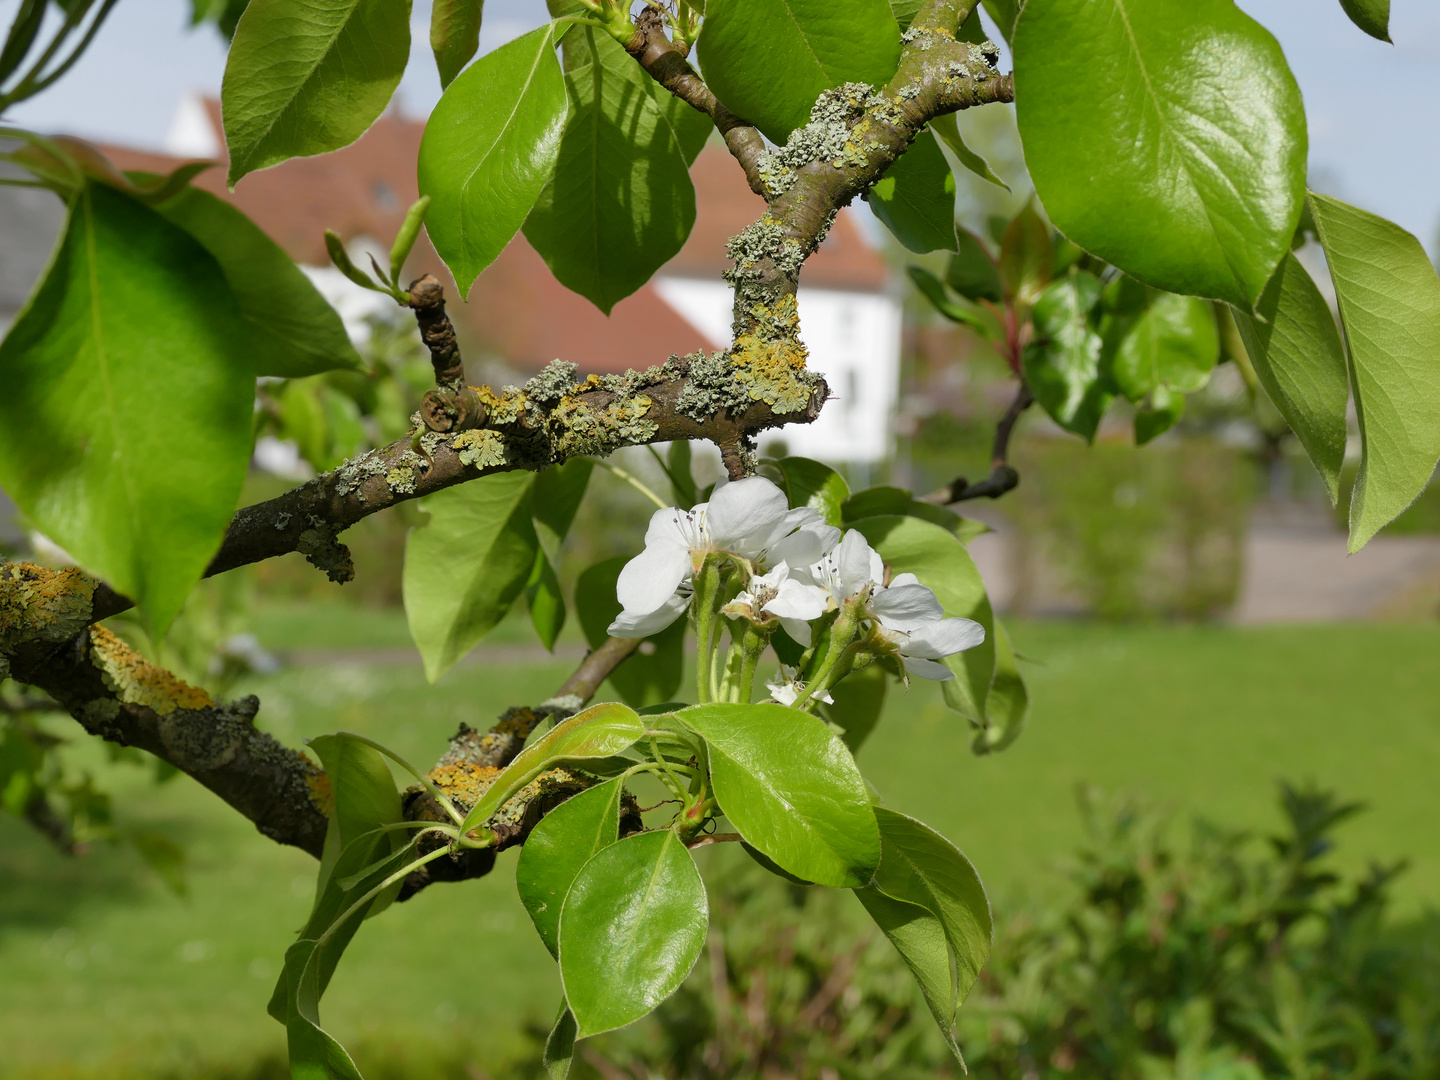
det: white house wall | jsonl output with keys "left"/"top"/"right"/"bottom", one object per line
{"left": 653, "top": 277, "right": 901, "bottom": 463}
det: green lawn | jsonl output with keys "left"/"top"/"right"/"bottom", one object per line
{"left": 2, "top": 613, "right": 1438, "bottom": 1078}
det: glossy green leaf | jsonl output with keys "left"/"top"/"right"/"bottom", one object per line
{"left": 889, "top": 0, "right": 921, "bottom": 30}
{"left": 1108, "top": 292, "right": 1219, "bottom": 402}
{"left": 279, "top": 939, "right": 367, "bottom": 1080}
{"left": 665, "top": 440, "right": 699, "bottom": 508}
{"left": 389, "top": 195, "right": 431, "bottom": 284}
{"left": 676, "top": 702, "right": 879, "bottom": 887}
{"left": 999, "top": 201, "right": 1052, "bottom": 306}
{"left": 221, "top": 0, "right": 412, "bottom": 185}
{"left": 403, "top": 472, "right": 538, "bottom": 682}
{"left": 776, "top": 456, "right": 849, "bottom": 527}
{"left": 696, "top": 0, "right": 902, "bottom": 143}
{"left": 431, "top": 0, "right": 483, "bottom": 88}
{"left": 461, "top": 703, "right": 645, "bottom": 834}
{"left": 517, "top": 777, "right": 623, "bottom": 956}
{"left": 559, "top": 829, "right": 708, "bottom": 1037}
{"left": 419, "top": 25, "right": 567, "bottom": 296}
{"left": 1310, "top": 194, "right": 1440, "bottom": 552}
{"left": 1133, "top": 384, "right": 1186, "bottom": 446}
{"left": 1338, "top": 0, "right": 1390, "bottom": 42}
{"left": 850, "top": 516, "right": 996, "bottom": 724}
{"left": 150, "top": 184, "right": 363, "bottom": 377}
{"left": 0, "top": 0, "right": 46, "bottom": 84}
{"left": 971, "top": 618, "right": 1026, "bottom": 754}
{"left": 0, "top": 182, "right": 252, "bottom": 638}
{"left": 842, "top": 487, "right": 990, "bottom": 545}
{"left": 308, "top": 735, "right": 402, "bottom": 850}
{"left": 525, "top": 549, "right": 566, "bottom": 652}
{"left": 1232, "top": 253, "right": 1349, "bottom": 503}
{"left": 647, "top": 82, "right": 713, "bottom": 167}
{"left": 867, "top": 130, "right": 957, "bottom": 254}
{"left": 533, "top": 457, "right": 594, "bottom": 564}
{"left": 945, "top": 228, "right": 1002, "bottom": 302}
{"left": 930, "top": 112, "right": 1010, "bottom": 192}
{"left": 822, "top": 663, "right": 887, "bottom": 753}
{"left": 576, "top": 556, "right": 685, "bottom": 707}
{"left": 981, "top": 0, "right": 1021, "bottom": 43}
{"left": 907, "top": 265, "right": 992, "bottom": 335}
{"left": 858, "top": 807, "right": 991, "bottom": 1063}
{"left": 1022, "top": 270, "right": 1112, "bottom": 441}
{"left": 524, "top": 28, "right": 697, "bottom": 314}
{"left": 544, "top": 1004, "right": 577, "bottom": 1080}
{"left": 1015, "top": 0, "right": 1306, "bottom": 308}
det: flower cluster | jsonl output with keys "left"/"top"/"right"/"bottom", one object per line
{"left": 608, "top": 477, "right": 985, "bottom": 708}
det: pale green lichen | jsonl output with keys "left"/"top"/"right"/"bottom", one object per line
{"left": 729, "top": 294, "right": 824, "bottom": 415}
{"left": 452, "top": 429, "right": 510, "bottom": 469}
{"left": 552, "top": 394, "right": 658, "bottom": 458}
{"left": 0, "top": 562, "right": 95, "bottom": 652}
{"left": 334, "top": 450, "right": 390, "bottom": 499}
{"left": 523, "top": 360, "right": 581, "bottom": 405}
{"left": 676, "top": 350, "right": 754, "bottom": 421}
{"left": 753, "top": 83, "right": 874, "bottom": 197}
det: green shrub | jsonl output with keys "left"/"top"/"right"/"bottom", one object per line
{"left": 1010, "top": 438, "right": 1255, "bottom": 620}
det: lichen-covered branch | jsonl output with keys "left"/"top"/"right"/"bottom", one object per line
{"left": 623, "top": 5, "right": 769, "bottom": 197}
{"left": 2, "top": 561, "right": 652, "bottom": 895}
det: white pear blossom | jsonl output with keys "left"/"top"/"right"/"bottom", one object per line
{"left": 721, "top": 562, "right": 829, "bottom": 632}
{"left": 765, "top": 665, "right": 833, "bottom": 707}
{"left": 797, "top": 529, "right": 986, "bottom": 679}
{"left": 608, "top": 476, "right": 838, "bottom": 637}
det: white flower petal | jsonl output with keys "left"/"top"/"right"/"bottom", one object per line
{"left": 835, "top": 531, "right": 882, "bottom": 597}
{"left": 608, "top": 591, "right": 691, "bottom": 637}
{"left": 903, "top": 656, "right": 955, "bottom": 681}
{"left": 643, "top": 506, "right": 700, "bottom": 549}
{"left": 779, "top": 617, "right": 812, "bottom": 647}
{"left": 764, "top": 579, "right": 829, "bottom": 621}
{"left": 766, "top": 678, "right": 800, "bottom": 705}
{"left": 871, "top": 583, "right": 945, "bottom": 632}
{"left": 889, "top": 572, "right": 921, "bottom": 588}
{"left": 903, "top": 617, "right": 986, "bottom": 659}
{"left": 768, "top": 523, "right": 839, "bottom": 569}
{"left": 616, "top": 542, "right": 692, "bottom": 614}
{"left": 706, "top": 476, "right": 789, "bottom": 550}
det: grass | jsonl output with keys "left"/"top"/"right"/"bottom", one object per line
{"left": 2, "top": 608, "right": 1438, "bottom": 1077}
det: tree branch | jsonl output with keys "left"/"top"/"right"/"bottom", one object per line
{"left": 932, "top": 381, "right": 1033, "bottom": 503}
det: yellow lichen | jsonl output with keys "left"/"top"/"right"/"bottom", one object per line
{"left": 0, "top": 562, "right": 96, "bottom": 650}
{"left": 89, "top": 625, "right": 213, "bottom": 715}
{"left": 452, "top": 429, "right": 510, "bottom": 469}
{"left": 307, "top": 770, "right": 335, "bottom": 818}
{"left": 730, "top": 294, "right": 819, "bottom": 415}
{"left": 428, "top": 762, "right": 503, "bottom": 810}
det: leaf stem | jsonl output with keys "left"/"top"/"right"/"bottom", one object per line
{"left": 586, "top": 457, "right": 669, "bottom": 510}
{"left": 326, "top": 732, "right": 465, "bottom": 828}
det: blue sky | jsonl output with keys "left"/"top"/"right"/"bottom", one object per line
{"left": 5, "top": 0, "right": 1438, "bottom": 250}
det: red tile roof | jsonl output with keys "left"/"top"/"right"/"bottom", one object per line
{"left": 99, "top": 100, "right": 890, "bottom": 373}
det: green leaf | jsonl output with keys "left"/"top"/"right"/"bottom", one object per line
{"left": 559, "top": 829, "right": 708, "bottom": 1037}
{"left": 389, "top": 195, "right": 431, "bottom": 284}
{"left": 666, "top": 440, "right": 699, "bottom": 508}
{"left": 1309, "top": 193, "right": 1440, "bottom": 552}
{"left": 1232, "top": 253, "right": 1349, "bottom": 503}
{"left": 419, "top": 24, "right": 568, "bottom": 297}
{"left": 403, "top": 472, "right": 539, "bottom": 682}
{"left": 221, "top": 0, "right": 412, "bottom": 185}
{"left": 1338, "top": 0, "right": 1390, "bottom": 42}
{"left": 525, "top": 550, "right": 566, "bottom": 653}
{"left": 972, "top": 618, "right": 1027, "bottom": 754}
{"left": 524, "top": 28, "right": 698, "bottom": 314}
{"left": 842, "top": 486, "right": 990, "bottom": 545}
{"left": 1133, "top": 385, "right": 1185, "bottom": 446}
{"left": 981, "top": 0, "right": 1021, "bottom": 43}
{"left": 1014, "top": 0, "right": 1306, "bottom": 308}
{"left": 849, "top": 516, "right": 996, "bottom": 724}
{"left": 930, "top": 113, "right": 1009, "bottom": 192}
{"left": 696, "top": 0, "right": 902, "bottom": 143}
{"left": 857, "top": 807, "right": 991, "bottom": 1064}
{"left": 866, "top": 130, "right": 957, "bottom": 254}
{"left": 999, "top": 201, "right": 1052, "bottom": 306}
{"left": 533, "top": 458, "right": 595, "bottom": 564}
{"left": 0, "top": 182, "right": 252, "bottom": 637}
{"left": 517, "top": 777, "right": 623, "bottom": 957}
{"left": 150, "top": 185, "right": 363, "bottom": 377}
{"left": 906, "top": 265, "right": 993, "bottom": 336}
{"left": 431, "top": 0, "right": 484, "bottom": 89}
{"left": 675, "top": 702, "right": 879, "bottom": 887}
{"left": 646, "top": 82, "right": 713, "bottom": 168}
{"left": 576, "top": 556, "right": 685, "bottom": 707}
{"left": 544, "top": 1004, "right": 577, "bottom": 1080}
{"left": 308, "top": 734, "right": 402, "bottom": 849}
{"left": 944, "top": 228, "right": 1003, "bottom": 303}
{"left": 0, "top": 0, "right": 47, "bottom": 85}
{"left": 822, "top": 663, "right": 887, "bottom": 753}
{"left": 1108, "top": 292, "right": 1219, "bottom": 402}
{"left": 775, "top": 456, "right": 849, "bottom": 527}
{"left": 1022, "top": 270, "right": 1112, "bottom": 441}
{"left": 460, "top": 703, "right": 645, "bottom": 834}
{"left": 279, "top": 939, "right": 367, "bottom": 1080}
